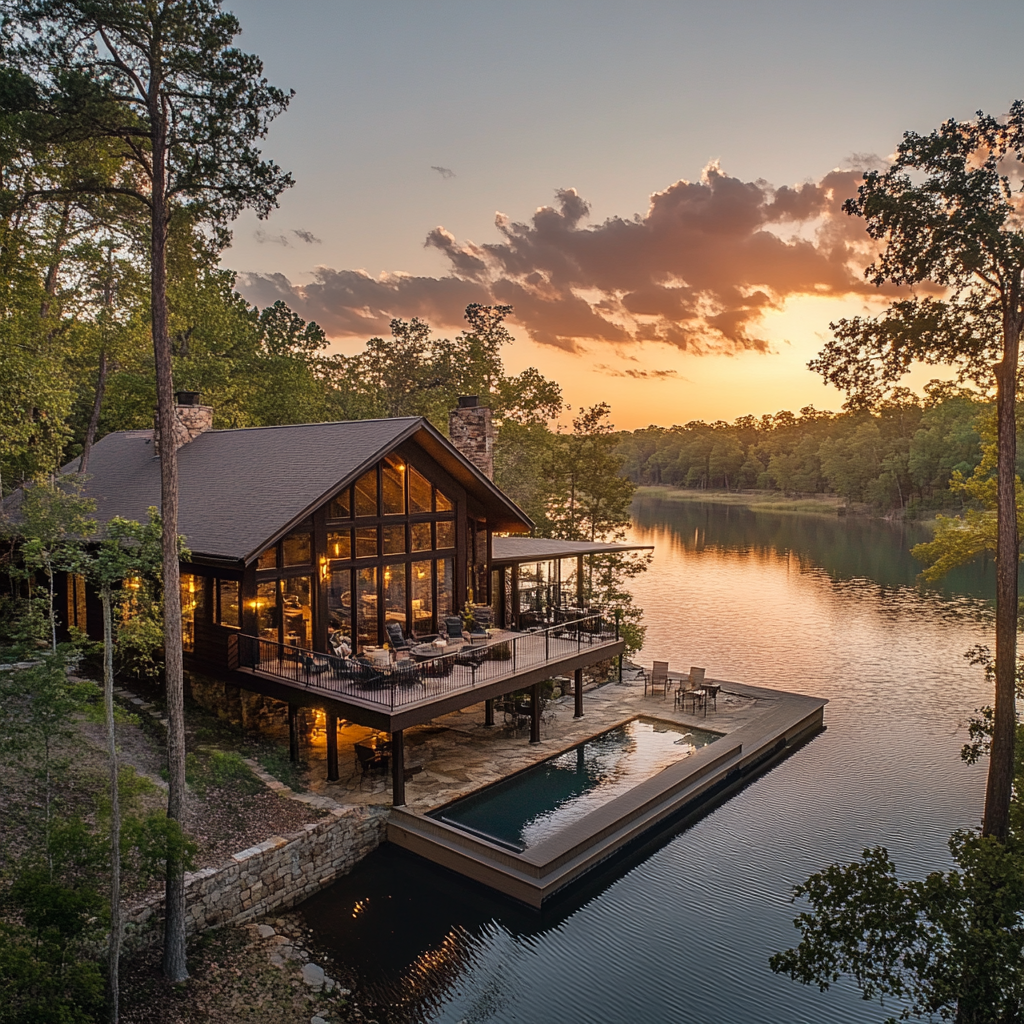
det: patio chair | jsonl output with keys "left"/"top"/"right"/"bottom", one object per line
{"left": 354, "top": 744, "right": 388, "bottom": 787}
{"left": 385, "top": 621, "right": 413, "bottom": 654}
{"left": 444, "top": 615, "right": 466, "bottom": 642}
{"left": 675, "top": 667, "right": 707, "bottom": 712}
{"left": 300, "top": 652, "right": 329, "bottom": 684}
{"left": 330, "top": 656, "right": 377, "bottom": 688}
{"left": 646, "top": 660, "right": 669, "bottom": 697}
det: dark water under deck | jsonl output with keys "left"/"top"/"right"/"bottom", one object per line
{"left": 300, "top": 497, "right": 995, "bottom": 1024}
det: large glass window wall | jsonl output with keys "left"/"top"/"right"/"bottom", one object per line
{"left": 323, "top": 456, "right": 460, "bottom": 651}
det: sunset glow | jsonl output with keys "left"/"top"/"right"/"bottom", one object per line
{"left": 224, "top": 0, "right": 1024, "bottom": 426}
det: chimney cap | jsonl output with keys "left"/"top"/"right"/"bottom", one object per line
{"left": 175, "top": 390, "right": 201, "bottom": 406}
{"left": 457, "top": 395, "right": 479, "bottom": 408}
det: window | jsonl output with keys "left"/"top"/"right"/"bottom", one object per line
{"left": 435, "top": 487, "right": 453, "bottom": 512}
{"left": 257, "top": 547, "right": 277, "bottom": 571}
{"left": 328, "top": 568, "right": 353, "bottom": 642}
{"left": 411, "top": 521, "right": 432, "bottom": 552}
{"left": 436, "top": 520, "right": 455, "bottom": 549}
{"left": 438, "top": 558, "right": 454, "bottom": 619}
{"left": 383, "top": 525, "right": 406, "bottom": 555}
{"left": 328, "top": 531, "right": 351, "bottom": 560}
{"left": 356, "top": 567, "right": 378, "bottom": 647}
{"left": 411, "top": 561, "right": 433, "bottom": 635}
{"left": 355, "top": 527, "right": 378, "bottom": 558}
{"left": 328, "top": 488, "right": 351, "bottom": 519}
{"left": 216, "top": 579, "right": 240, "bottom": 628}
{"left": 354, "top": 469, "right": 377, "bottom": 517}
{"left": 67, "top": 573, "right": 88, "bottom": 632}
{"left": 282, "top": 576, "right": 312, "bottom": 649}
{"left": 282, "top": 532, "right": 311, "bottom": 566}
{"left": 409, "top": 467, "right": 432, "bottom": 513}
{"left": 382, "top": 455, "right": 406, "bottom": 515}
{"left": 255, "top": 580, "right": 278, "bottom": 640}
{"left": 383, "top": 564, "right": 406, "bottom": 628}
{"left": 181, "top": 574, "right": 204, "bottom": 652}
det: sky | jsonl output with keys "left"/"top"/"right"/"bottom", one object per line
{"left": 223, "top": 0, "right": 1024, "bottom": 430}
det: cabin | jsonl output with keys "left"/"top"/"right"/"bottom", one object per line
{"left": 32, "top": 393, "right": 645, "bottom": 804}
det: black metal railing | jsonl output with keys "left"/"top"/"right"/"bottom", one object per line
{"left": 236, "top": 613, "right": 619, "bottom": 711}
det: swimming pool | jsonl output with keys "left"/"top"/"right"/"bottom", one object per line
{"left": 430, "top": 717, "right": 720, "bottom": 851}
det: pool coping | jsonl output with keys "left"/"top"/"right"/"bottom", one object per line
{"left": 388, "top": 682, "right": 827, "bottom": 907}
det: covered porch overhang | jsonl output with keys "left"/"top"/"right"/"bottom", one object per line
{"left": 489, "top": 537, "right": 654, "bottom": 628}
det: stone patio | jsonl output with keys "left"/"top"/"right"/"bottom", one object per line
{"left": 298, "top": 666, "right": 782, "bottom": 814}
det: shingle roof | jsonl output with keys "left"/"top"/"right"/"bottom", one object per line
{"left": 26, "top": 417, "right": 531, "bottom": 564}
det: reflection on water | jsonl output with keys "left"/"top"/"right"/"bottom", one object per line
{"left": 434, "top": 718, "right": 719, "bottom": 850}
{"left": 301, "top": 497, "right": 996, "bottom": 1024}
{"left": 632, "top": 493, "right": 999, "bottom": 599}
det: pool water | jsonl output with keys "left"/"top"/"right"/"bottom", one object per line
{"left": 431, "top": 717, "right": 720, "bottom": 851}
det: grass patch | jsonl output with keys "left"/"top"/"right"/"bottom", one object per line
{"left": 183, "top": 750, "right": 263, "bottom": 797}
{"left": 246, "top": 744, "right": 307, "bottom": 793}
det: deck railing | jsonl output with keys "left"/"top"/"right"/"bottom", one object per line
{"left": 235, "top": 614, "right": 619, "bottom": 711}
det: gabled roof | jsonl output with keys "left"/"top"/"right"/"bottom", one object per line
{"left": 32, "top": 417, "right": 531, "bottom": 565}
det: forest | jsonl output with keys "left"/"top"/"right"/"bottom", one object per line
{"left": 614, "top": 383, "right": 999, "bottom": 514}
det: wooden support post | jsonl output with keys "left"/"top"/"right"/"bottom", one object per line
{"left": 326, "top": 713, "right": 339, "bottom": 782}
{"left": 288, "top": 704, "right": 300, "bottom": 763}
{"left": 485, "top": 698, "right": 495, "bottom": 727}
{"left": 391, "top": 729, "right": 406, "bottom": 806}
{"left": 576, "top": 554, "right": 584, "bottom": 609}
{"left": 530, "top": 683, "right": 541, "bottom": 744}
{"left": 574, "top": 668, "right": 584, "bottom": 719}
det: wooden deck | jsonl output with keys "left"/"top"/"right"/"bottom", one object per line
{"left": 229, "top": 624, "right": 626, "bottom": 732}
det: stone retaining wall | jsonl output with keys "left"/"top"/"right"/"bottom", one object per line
{"left": 125, "top": 804, "right": 388, "bottom": 950}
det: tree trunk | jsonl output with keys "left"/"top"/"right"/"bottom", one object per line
{"left": 151, "top": 123, "right": 189, "bottom": 982}
{"left": 102, "top": 585, "right": 122, "bottom": 1024}
{"left": 985, "top": 325, "right": 1020, "bottom": 841}
{"left": 79, "top": 349, "right": 108, "bottom": 474}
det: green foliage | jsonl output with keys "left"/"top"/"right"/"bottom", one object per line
{"left": 501, "top": 404, "right": 648, "bottom": 653}
{"left": 0, "top": 820, "right": 107, "bottom": 1024}
{"left": 912, "top": 413, "right": 1024, "bottom": 582}
{"left": 617, "top": 387, "right": 986, "bottom": 513}
{"left": 183, "top": 749, "right": 260, "bottom": 797}
{"left": 114, "top": 604, "right": 164, "bottom": 681}
{"left": 770, "top": 834, "right": 1024, "bottom": 1023}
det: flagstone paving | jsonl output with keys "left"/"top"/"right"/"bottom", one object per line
{"left": 298, "top": 666, "right": 778, "bottom": 814}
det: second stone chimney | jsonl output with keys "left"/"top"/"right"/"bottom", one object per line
{"left": 449, "top": 395, "right": 494, "bottom": 479}
{"left": 153, "top": 390, "right": 214, "bottom": 455}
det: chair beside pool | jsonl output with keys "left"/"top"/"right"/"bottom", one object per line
{"left": 674, "top": 667, "right": 706, "bottom": 711}
{"left": 646, "top": 660, "right": 670, "bottom": 696}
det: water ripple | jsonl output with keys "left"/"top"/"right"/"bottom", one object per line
{"left": 301, "top": 501, "right": 992, "bottom": 1024}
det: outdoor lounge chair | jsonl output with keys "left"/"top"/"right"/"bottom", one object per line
{"left": 646, "top": 660, "right": 669, "bottom": 697}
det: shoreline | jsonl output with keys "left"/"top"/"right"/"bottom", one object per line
{"left": 633, "top": 485, "right": 939, "bottom": 524}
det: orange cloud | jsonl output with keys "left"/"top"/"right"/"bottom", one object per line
{"left": 238, "top": 162, "right": 885, "bottom": 352}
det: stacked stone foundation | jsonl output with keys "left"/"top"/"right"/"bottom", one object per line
{"left": 125, "top": 804, "right": 388, "bottom": 950}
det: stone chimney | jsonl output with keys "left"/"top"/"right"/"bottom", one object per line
{"left": 449, "top": 396, "right": 494, "bottom": 479}
{"left": 153, "top": 390, "right": 214, "bottom": 455}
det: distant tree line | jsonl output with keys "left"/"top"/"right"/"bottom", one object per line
{"left": 615, "top": 383, "right": 1000, "bottom": 513}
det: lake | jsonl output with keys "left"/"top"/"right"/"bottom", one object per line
{"left": 300, "top": 493, "right": 996, "bottom": 1024}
